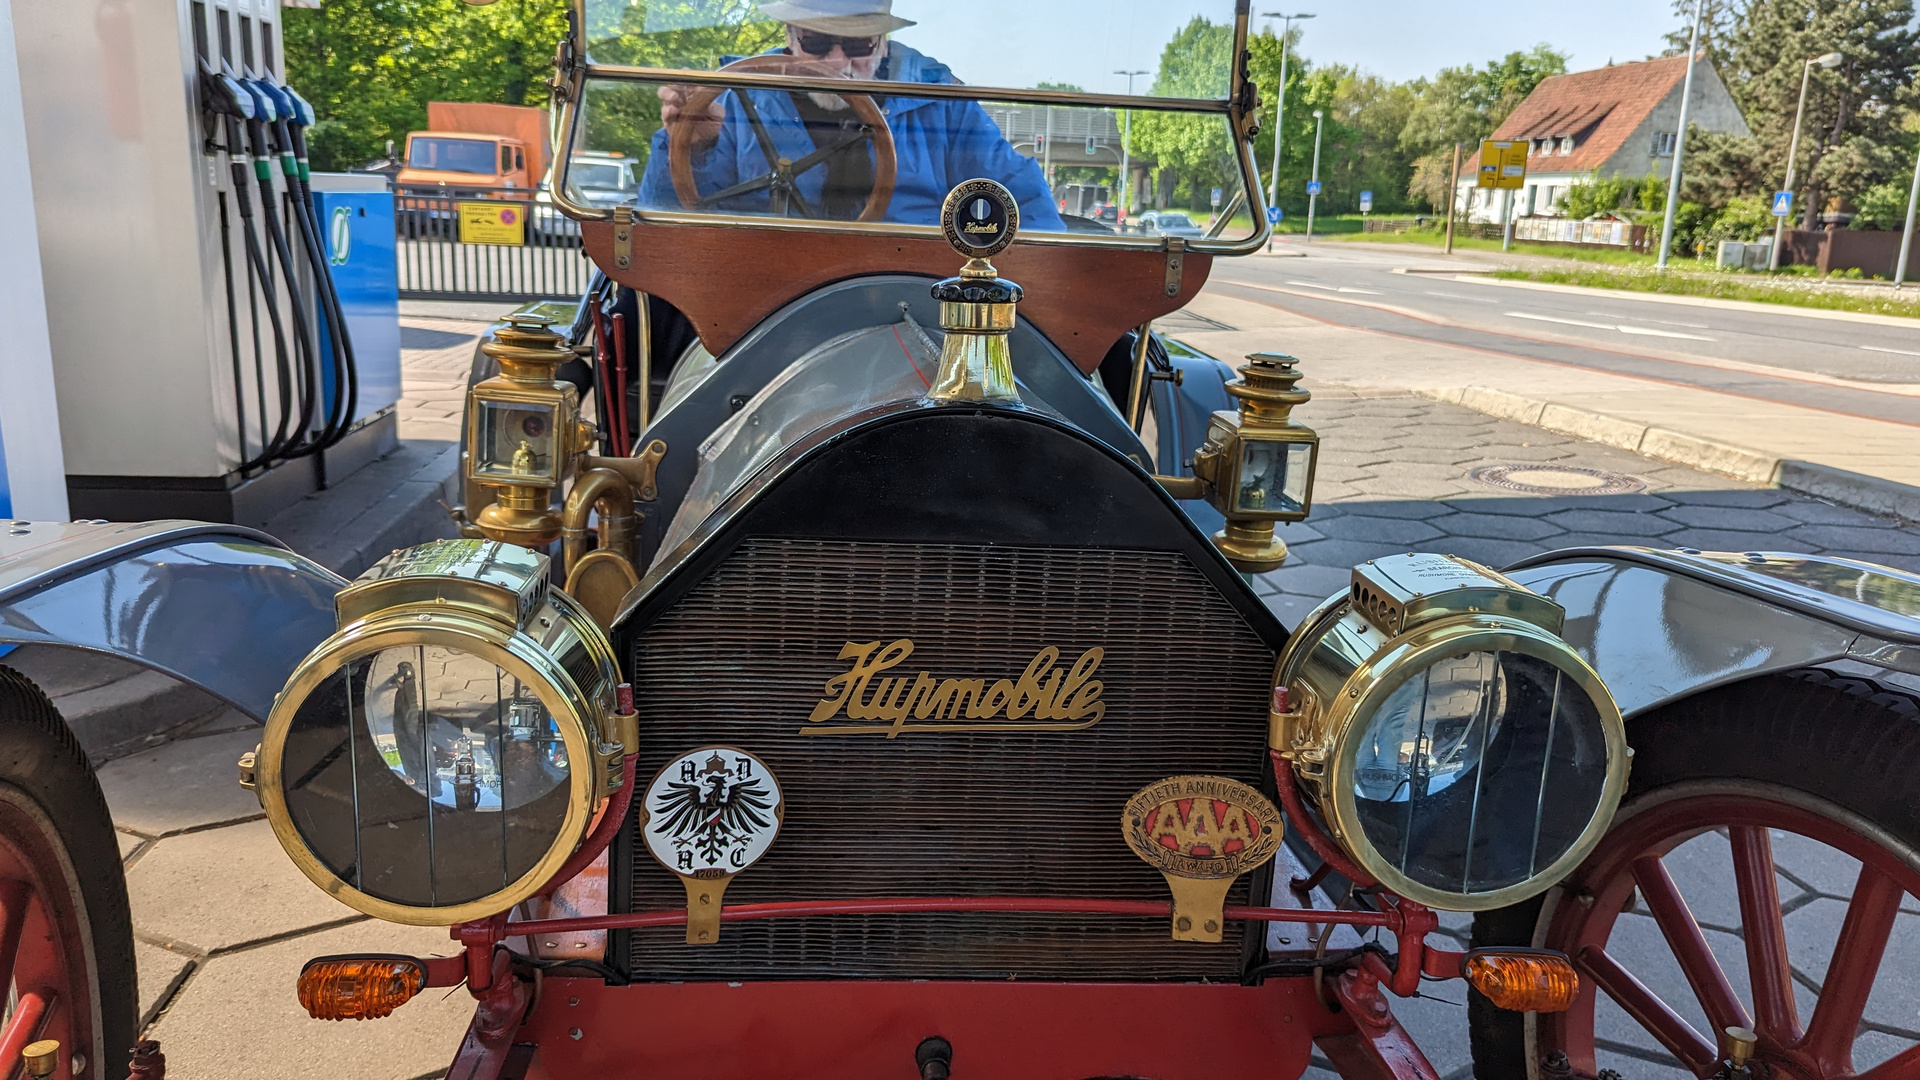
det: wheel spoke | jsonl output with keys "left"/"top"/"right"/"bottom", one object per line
{"left": 733, "top": 92, "right": 784, "bottom": 171}
{"left": 1728, "top": 826, "right": 1801, "bottom": 1043}
{"left": 0, "top": 989, "right": 48, "bottom": 1072}
{"left": 1802, "top": 862, "right": 1903, "bottom": 1074}
{"left": 1576, "top": 944, "right": 1719, "bottom": 1077}
{"left": 1631, "top": 855, "right": 1754, "bottom": 1034}
{"left": 0, "top": 880, "right": 28, "bottom": 992}
{"left": 1857, "top": 1040, "right": 1920, "bottom": 1080}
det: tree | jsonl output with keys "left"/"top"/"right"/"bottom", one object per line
{"left": 1397, "top": 46, "right": 1567, "bottom": 211}
{"left": 1126, "top": 17, "right": 1237, "bottom": 211}
{"left": 1717, "top": 0, "right": 1920, "bottom": 228}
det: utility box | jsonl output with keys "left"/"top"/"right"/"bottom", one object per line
{"left": 310, "top": 173, "right": 402, "bottom": 480}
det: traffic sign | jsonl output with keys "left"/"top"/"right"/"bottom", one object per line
{"left": 1359, "top": 190, "right": 1373, "bottom": 213}
{"left": 1477, "top": 140, "right": 1527, "bottom": 189}
{"left": 1771, "top": 191, "right": 1793, "bottom": 217}
{"left": 1210, "top": 187, "right": 1223, "bottom": 208}
{"left": 1307, "top": 180, "right": 1321, "bottom": 196}
{"left": 1266, "top": 206, "right": 1283, "bottom": 223}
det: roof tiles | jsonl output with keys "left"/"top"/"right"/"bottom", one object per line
{"left": 1464, "top": 54, "right": 1694, "bottom": 175}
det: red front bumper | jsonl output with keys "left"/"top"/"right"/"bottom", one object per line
{"left": 441, "top": 968, "right": 1442, "bottom": 1080}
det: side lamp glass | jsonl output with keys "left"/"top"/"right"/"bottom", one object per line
{"left": 465, "top": 314, "right": 589, "bottom": 547}
{"left": 1191, "top": 353, "right": 1319, "bottom": 572}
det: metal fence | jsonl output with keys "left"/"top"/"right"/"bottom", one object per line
{"left": 395, "top": 195, "right": 593, "bottom": 301}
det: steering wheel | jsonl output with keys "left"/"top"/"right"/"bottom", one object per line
{"left": 667, "top": 54, "right": 898, "bottom": 222}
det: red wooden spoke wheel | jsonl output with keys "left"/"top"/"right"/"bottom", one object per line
{"left": 0, "top": 668, "right": 138, "bottom": 1080}
{"left": 1471, "top": 671, "right": 1920, "bottom": 1080}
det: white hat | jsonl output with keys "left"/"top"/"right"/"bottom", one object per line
{"left": 757, "top": 0, "right": 915, "bottom": 36}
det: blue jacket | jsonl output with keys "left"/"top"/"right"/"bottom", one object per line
{"left": 638, "top": 44, "right": 1064, "bottom": 231}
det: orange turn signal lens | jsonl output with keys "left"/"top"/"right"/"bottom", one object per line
{"left": 297, "top": 956, "right": 426, "bottom": 1020}
{"left": 1464, "top": 950, "right": 1581, "bottom": 1012}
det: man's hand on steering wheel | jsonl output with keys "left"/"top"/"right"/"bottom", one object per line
{"left": 658, "top": 84, "right": 724, "bottom": 151}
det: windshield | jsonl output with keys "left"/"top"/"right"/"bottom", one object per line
{"left": 572, "top": 161, "right": 634, "bottom": 190}
{"left": 564, "top": 1, "right": 1256, "bottom": 244}
{"left": 409, "top": 137, "right": 498, "bottom": 175}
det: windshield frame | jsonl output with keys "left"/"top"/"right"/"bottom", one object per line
{"left": 550, "top": 0, "right": 1268, "bottom": 255}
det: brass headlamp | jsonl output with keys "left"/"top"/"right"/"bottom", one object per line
{"left": 256, "top": 539, "right": 636, "bottom": 925}
{"left": 1160, "top": 352, "right": 1319, "bottom": 573}
{"left": 1271, "top": 553, "right": 1628, "bottom": 911}
{"left": 465, "top": 314, "right": 591, "bottom": 548}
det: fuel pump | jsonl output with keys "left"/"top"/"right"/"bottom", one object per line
{"left": 8, "top": 0, "right": 401, "bottom": 525}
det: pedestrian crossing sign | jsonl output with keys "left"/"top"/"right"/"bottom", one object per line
{"left": 1771, "top": 191, "right": 1793, "bottom": 217}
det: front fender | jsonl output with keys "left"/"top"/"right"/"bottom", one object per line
{"left": 0, "top": 521, "right": 344, "bottom": 722}
{"left": 1505, "top": 546, "right": 1920, "bottom": 718}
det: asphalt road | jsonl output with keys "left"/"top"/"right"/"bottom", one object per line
{"left": 1208, "top": 242, "right": 1920, "bottom": 430}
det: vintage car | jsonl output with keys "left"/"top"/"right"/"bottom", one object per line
{"left": 3, "top": 3, "right": 1920, "bottom": 1080}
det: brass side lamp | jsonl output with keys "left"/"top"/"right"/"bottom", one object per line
{"left": 466, "top": 314, "right": 588, "bottom": 548}
{"left": 1166, "top": 352, "right": 1319, "bottom": 573}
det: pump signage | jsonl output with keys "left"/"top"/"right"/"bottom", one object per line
{"left": 459, "top": 202, "right": 527, "bottom": 246}
{"left": 329, "top": 207, "right": 352, "bottom": 266}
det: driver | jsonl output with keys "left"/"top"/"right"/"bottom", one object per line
{"left": 637, "top": 0, "right": 1064, "bottom": 229}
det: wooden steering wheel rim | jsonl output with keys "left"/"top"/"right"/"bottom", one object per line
{"left": 666, "top": 54, "right": 899, "bottom": 223}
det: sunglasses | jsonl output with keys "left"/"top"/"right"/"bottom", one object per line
{"left": 793, "top": 31, "right": 882, "bottom": 59}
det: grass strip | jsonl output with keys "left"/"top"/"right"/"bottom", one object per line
{"left": 1493, "top": 265, "right": 1920, "bottom": 320}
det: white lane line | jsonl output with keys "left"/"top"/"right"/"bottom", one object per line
{"left": 1506, "top": 310, "right": 1716, "bottom": 341}
{"left": 1426, "top": 291, "right": 1498, "bottom": 303}
{"left": 1287, "top": 280, "right": 1384, "bottom": 295}
{"left": 1588, "top": 311, "right": 1713, "bottom": 329}
{"left": 1861, "top": 344, "right": 1920, "bottom": 357}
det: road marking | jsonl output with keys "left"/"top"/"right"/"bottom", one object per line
{"left": 1862, "top": 344, "right": 1920, "bottom": 357}
{"left": 1507, "top": 311, "right": 1715, "bottom": 341}
{"left": 1589, "top": 311, "right": 1713, "bottom": 329}
{"left": 1426, "top": 291, "right": 1497, "bottom": 303}
{"left": 1287, "top": 280, "right": 1384, "bottom": 295}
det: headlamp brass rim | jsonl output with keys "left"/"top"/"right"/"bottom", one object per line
{"left": 1306, "top": 614, "right": 1629, "bottom": 913}
{"left": 259, "top": 611, "right": 602, "bottom": 926}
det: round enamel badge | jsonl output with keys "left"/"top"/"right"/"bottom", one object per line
{"left": 1123, "top": 775, "right": 1282, "bottom": 942}
{"left": 642, "top": 747, "right": 783, "bottom": 879}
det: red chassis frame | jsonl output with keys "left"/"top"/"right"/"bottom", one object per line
{"left": 405, "top": 754, "right": 1469, "bottom": 1080}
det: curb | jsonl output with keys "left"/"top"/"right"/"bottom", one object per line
{"left": 1418, "top": 386, "right": 1920, "bottom": 523}
{"left": 1449, "top": 274, "right": 1920, "bottom": 328}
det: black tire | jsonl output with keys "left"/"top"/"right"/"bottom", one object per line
{"left": 1468, "top": 668, "right": 1920, "bottom": 1080}
{"left": 0, "top": 664, "right": 139, "bottom": 1080}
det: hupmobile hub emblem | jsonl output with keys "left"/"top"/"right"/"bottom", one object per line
{"left": 1123, "top": 775, "right": 1282, "bottom": 942}
{"left": 803, "top": 638, "right": 1106, "bottom": 736}
{"left": 642, "top": 747, "right": 783, "bottom": 944}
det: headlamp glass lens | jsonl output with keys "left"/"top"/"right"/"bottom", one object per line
{"left": 279, "top": 646, "right": 575, "bottom": 908}
{"left": 1235, "top": 439, "right": 1312, "bottom": 516}
{"left": 1350, "top": 650, "right": 1609, "bottom": 896}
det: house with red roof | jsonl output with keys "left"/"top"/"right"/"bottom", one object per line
{"left": 1454, "top": 54, "right": 1750, "bottom": 223}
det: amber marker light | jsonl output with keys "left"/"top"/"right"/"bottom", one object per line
{"left": 1463, "top": 950, "right": 1581, "bottom": 1012}
{"left": 298, "top": 956, "right": 427, "bottom": 1020}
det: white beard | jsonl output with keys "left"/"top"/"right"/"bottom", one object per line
{"left": 806, "top": 92, "right": 852, "bottom": 112}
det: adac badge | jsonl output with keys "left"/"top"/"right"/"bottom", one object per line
{"left": 642, "top": 747, "right": 783, "bottom": 945}
{"left": 1123, "top": 775, "right": 1281, "bottom": 942}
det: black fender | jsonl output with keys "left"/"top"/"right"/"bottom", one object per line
{"left": 1505, "top": 546, "right": 1920, "bottom": 718}
{"left": 0, "top": 521, "right": 343, "bottom": 723}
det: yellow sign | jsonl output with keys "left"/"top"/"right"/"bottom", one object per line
{"left": 803, "top": 638, "right": 1106, "bottom": 736}
{"left": 458, "top": 201, "right": 526, "bottom": 245}
{"left": 1477, "top": 140, "right": 1528, "bottom": 189}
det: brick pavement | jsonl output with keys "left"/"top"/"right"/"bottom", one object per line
{"left": 104, "top": 386, "right": 1919, "bottom": 1078}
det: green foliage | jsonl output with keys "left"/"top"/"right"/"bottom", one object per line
{"left": 1496, "top": 265, "right": 1920, "bottom": 319}
{"left": 1396, "top": 45, "right": 1566, "bottom": 211}
{"left": 284, "top": 0, "right": 573, "bottom": 172}
{"left": 1850, "top": 180, "right": 1918, "bottom": 230}
{"left": 1127, "top": 17, "right": 1237, "bottom": 211}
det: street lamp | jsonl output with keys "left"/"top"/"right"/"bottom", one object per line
{"left": 1655, "top": 0, "right": 1704, "bottom": 270}
{"left": 1768, "top": 50, "right": 1845, "bottom": 271}
{"left": 1306, "top": 108, "right": 1324, "bottom": 241}
{"left": 1114, "top": 69, "right": 1147, "bottom": 216}
{"left": 1260, "top": 12, "right": 1315, "bottom": 251}
{"left": 1897, "top": 130, "right": 1919, "bottom": 287}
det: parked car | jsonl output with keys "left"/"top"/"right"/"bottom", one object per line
{"left": 3, "top": 5, "right": 1918, "bottom": 1080}
{"left": 1129, "top": 209, "right": 1204, "bottom": 238}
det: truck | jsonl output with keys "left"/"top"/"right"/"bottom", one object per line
{"left": 395, "top": 101, "right": 550, "bottom": 198}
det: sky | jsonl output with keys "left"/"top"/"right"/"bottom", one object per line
{"left": 881, "top": 0, "right": 1686, "bottom": 92}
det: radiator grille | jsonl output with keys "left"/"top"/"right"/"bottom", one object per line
{"left": 623, "top": 538, "right": 1275, "bottom": 980}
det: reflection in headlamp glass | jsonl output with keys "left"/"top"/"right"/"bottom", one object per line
{"left": 1351, "top": 651, "right": 1609, "bottom": 897}
{"left": 279, "top": 646, "right": 575, "bottom": 908}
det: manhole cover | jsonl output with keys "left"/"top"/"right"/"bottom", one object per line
{"left": 1469, "top": 463, "right": 1647, "bottom": 495}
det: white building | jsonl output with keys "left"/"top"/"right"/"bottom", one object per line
{"left": 1455, "top": 54, "right": 1750, "bottom": 224}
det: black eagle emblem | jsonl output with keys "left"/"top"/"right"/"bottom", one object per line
{"left": 651, "top": 752, "right": 777, "bottom": 867}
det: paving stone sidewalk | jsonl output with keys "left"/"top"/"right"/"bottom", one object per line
{"left": 99, "top": 388, "right": 1920, "bottom": 1079}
